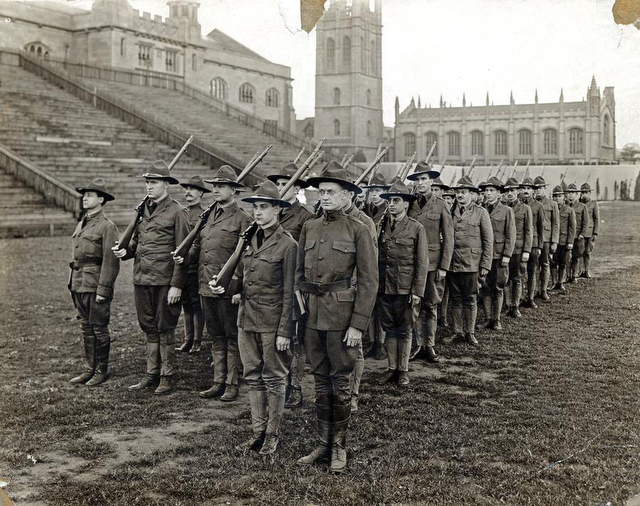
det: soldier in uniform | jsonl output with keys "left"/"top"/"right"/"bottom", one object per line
{"left": 502, "top": 177, "right": 533, "bottom": 318}
{"left": 478, "top": 177, "right": 516, "bottom": 331}
{"left": 430, "top": 176, "right": 446, "bottom": 199}
{"left": 519, "top": 177, "right": 545, "bottom": 309}
{"left": 363, "top": 173, "right": 391, "bottom": 226}
{"left": 534, "top": 176, "right": 559, "bottom": 301}
{"left": 210, "top": 180, "right": 297, "bottom": 455}
{"left": 550, "top": 185, "right": 576, "bottom": 293}
{"left": 295, "top": 161, "right": 378, "bottom": 474}
{"left": 566, "top": 183, "right": 589, "bottom": 284}
{"left": 175, "top": 176, "right": 210, "bottom": 354}
{"left": 439, "top": 185, "right": 456, "bottom": 329}
{"left": 191, "top": 166, "right": 252, "bottom": 402}
{"left": 113, "top": 161, "right": 190, "bottom": 395}
{"left": 449, "top": 175, "right": 493, "bottom": 345}
{"left": 69, "top": 179, "right": 120, "bottom": 386}
{"left": 267, "top": 164, "right": 315, "bottom": 409}
{"left": 407, "top": 162, "right": 453, "bottom": 362}
{"left": 579, "top": 182, "right": 599, "bottom": 278}
{"left": 377, "top": 180, "right": 428, "bottom": 386}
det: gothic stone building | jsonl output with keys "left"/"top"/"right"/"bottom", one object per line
{"left": 0, "top": 0, "right": 296, "bottom": 132}
{"left": 394, "top": 77, "right": 616, "bottom": 165}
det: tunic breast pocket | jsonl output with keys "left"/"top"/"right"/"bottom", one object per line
{"left": 493, "top": 217, "right": 506, "bottom": 243}
{"left": 331, "top": 240, "right": 356, "bottom": 274}
{"left": 257, "top": 254, "right": 281, "bottom": 283}
{"left": 394, "top": 238, "right": 414, "bottom": 261}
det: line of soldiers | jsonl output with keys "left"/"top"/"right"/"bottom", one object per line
{"left": 67, "top": 156, "right": 599, "bottom": 474}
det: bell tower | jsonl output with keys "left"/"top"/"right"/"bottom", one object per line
{"left": 314, "top": 0, "right": 383, "bottom": 162}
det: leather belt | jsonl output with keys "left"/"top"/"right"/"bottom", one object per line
{"left": 298, "top": 278, "right": 351, "bottom": 295}
{"left": 70, "top": 259, "right": 102, "bottom": 270}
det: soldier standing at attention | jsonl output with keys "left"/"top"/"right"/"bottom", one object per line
{"left": 377, "top": 180, "right": 428, "bottom": 387}
{"left": 175, "top": 176, "right": 210, "bottom": 354}
{"left": 407, "top": 162, "right": 453, "bottom": 363}
{"left": 267, "top": 164, "right": 314, "bottom": 409}
{"left": 550, "top": 186, "right": 576, "bottom": 293}
{"left": 113, "top": 161, "right": 190, "bottom": 395}
{"left": 519, "top": 177, "right": 545, "bottom": 309}
{"left": 210, "top": 180, "right": 297, "bottom": 455}
{"left": 448, "top": 176, "right": 493, "bottom": 345}
{"left": 579, "top": 182, "right": 599, "bottom": 278}
{"left": 439, "top": 185, "right": 456, "bottom": 329}
{"left": 566, "top": 183, "right": 589, "bottom": 284}
{"left": 534, "top": 176, "right": 559, "bottom": 301}
{"left": 478, "top": 177, "right": 516, "bottom": 331}
{"left": 362, "top": 173, "right": 391, "bottom": 226}
{"left": 295, "top": 161, "right": 378, "bottom": 474}
{"left": 502, "top": 177, "right": 533, "bottom": 318}
{"left": 69, "top": 179, "right": 120, "bottom": 386}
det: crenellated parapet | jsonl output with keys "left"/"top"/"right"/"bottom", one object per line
{"left": 132, "top": 9, "right": 180, "bottom": 39}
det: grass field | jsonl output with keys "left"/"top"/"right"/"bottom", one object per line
{"left": 1, "top": 201, "right": 640, "bottom": 505}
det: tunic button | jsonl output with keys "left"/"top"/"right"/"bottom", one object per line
{"left": 246, "top": 296, "right": 250, "bottom": 300}
{"left": 250, "top": 268, "right": 255, "bottom": 272}
{"left": 318, "top": 257, "right": 323, "bottom": 261}
{"left": 254, "top": 254, "right": 259, "bottom": 258}
{"left": 249, "top": 282, "right": 253, "bottom": 286}
{"left": 320, "top": 239, "right": 326, "bottom": 243}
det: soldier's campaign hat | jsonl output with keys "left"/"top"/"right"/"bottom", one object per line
{"left": 407, "top": 161, "right": 441, "bottom": 181}
{"left": 431, "top": 176, "right": 449, "bottom": 190}
{"left": 580, "top": 182, "right": 593, "bottom": 192}
{"left": 552, "top": 185, "right": 565, "bottom": 196}
{"left": 307, "top": 161, "right": 362, "bottom": 194}
{"left": 138, "top": 160, "right": 180, "bottom": 184}
{"left": 565, "top": 183, "right": 580, "bottom": 192}
{"left": 380, "top": 179, "right": 417, "bottom": 202}
{"left": 76, "top": 178, "right": 115, "bottom": 202}
{"left": 267, "top": 163, "right": 310, "bottom": 188}
{"left": 242, "top": 180, "right": 291, "bottom": 207}
{"left": 533, "top": 175, "right": 548, "bottom": 187}
{"left": 479, "top": 176, "right": 504, "bottom": 191}
{"left": 180, "top": 175, "right": 211, "bottom": 193}
{"left": 503, "top": 177, "right": 521, "bottom": 190}
{"left": 455, "top": 174, "right": 479, "bottom": 193}
{"left": 363, "top": 172, "right": 391, "bottom": 190}
{"left": 520, "top": 176, "right": 536, "bottom": 188}
{"left": 204, "top": 165, "right": 244, "bottom": 188}
{"left": 443, "top": 188, "right": 456, "bottom": 197}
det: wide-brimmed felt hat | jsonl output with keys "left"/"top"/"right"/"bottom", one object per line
{"left": 430, "top": 176, "right": 449, "bottom": 190}
{"left": 138, "top": 160, "right": 180, "bottom": 184}
{"left": 533, "top": 175, "right": 547, "bottom": 187}
{"left": 76, "top": 178, "right": 115, "bottom": 202}
{"left": 204, "top": 165, "right": 244, "bottom": 188}
{"left": 407, "top": 161, "right": 441, "bottom": 181}
{"left": 364, "top": 172, "right": 391, "bottom": 190}
{"left": 580, "top": 182, "right": 593, "bottom": 192}
{"left": 306, "top": 161, "right": 362, "bottom": 194}
{"left": 552, "top": 185, "right": 564, "bottom": 195}
{"left": 380, "top": 180, "right": 417, "bottom": 202}
{"left": 241, "top": 180, "right": 291, "bottom": 207}
{"left": 479, "top": 176, "right": 504, "bottom": 191}
{"left": 455, "top": 175, "right": 479, "bottom": 193}
{"left": 267, "top": 163, "right": 310, "bottom": 189}
{"left": 503, "top": 177, "right": 521, "bottom": 190}
{"left": 520, "top": 176, "right": 536, "bottom": 188}
{"left": 565, "top": 183, "right": 580, "bottom": 192}
{"left": 180, "top": 175, "right": 211, "bottom": 193}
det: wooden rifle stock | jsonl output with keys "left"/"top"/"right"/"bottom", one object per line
{"left": 398, "top": 151, "right": 416, "bottom": 182}
{"left": 293, "top": 148, "right": 305, "bottom": 165}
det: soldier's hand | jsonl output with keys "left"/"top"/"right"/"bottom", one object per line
{"left": 567, "top": 243, "right": 573, "bottom": 250}
{"left": 167, "top": 287, "right": 182, "bottom": 304}
{"left": 95, "top": 295, "right": 107, "bottom": 304}
{"left": 436, "top": 269, "right": 447, "bottom": 282}
{"left": 550, "top": 243, "right": 558, "bottom": 253}
{"left": 112, "top": 245, "right": 127, "bottom": 258}
{"left": 343, "top": 327, "right": 363, "bottom": 347}
{"left": 173, "top": 254, "right": 185, "bottom": 265}
{"left": 410, "top": 295, "right": 421, "bottom": 308}
{"left": 208, "top": 275, "right": 225, "bottom": 295}
{"left": 592, "top": 235, "right": 597, "bottom": 243}
{"left": 501, "top": 256, "right": 510, "bottom": 267}
{"left": 522, "top": 252, "right": 530, "bottom": 263}
{"left": 276, "top": 336, "right": 290, "bottom": 351}
{"left": 231, "top": 294, "right": 241, "bottom": 305}
{"left": 480, "top": 268, "right": 489, "bottom": 278}
{"left": 532, "top": 247, "right": 541, "bottom": 256}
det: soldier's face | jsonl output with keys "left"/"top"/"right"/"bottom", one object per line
{"left": 443, "top": 195, "right": 454, "bottom": 207}
{"left": 274, "top": 177, "right": 299, "bottom": 202}
{"left": 416, "top": 175, "right": 432, "bottom": 195}
{"left": 146, "top": 179, "right": 169, "bottom": 200}
{"left": 184, "top": 186, "right": 204, "bottom": 205}
{"left": 506, "top": 189, "right": 519, "bottom": 203}
{"left": 318, "top": 182, "right": 348, "bottom": 211}
{"left": 536, "top": 187, "right": 547, "bottom": 199}
{"left": 432, "top": 186, "right": 443, "bottom": 198}
{"left": 253, "top": 201, "right": 278, "bottom": 227}
{"left": 82, "top": 191, "right": 103, "bottom": 210}
{"left": 387, "top": 196, "right": 408, "bottom": 217}
{"left": 455, "top": 189, "right": 472, "bottom": 206}
{"left": 484, "top": 187, "right": 499, "bottom": 203}
{"left": 211, "top": 183, "right": 235, "bottom": 203}
{"left": 568, "top": 191, "right": 580, "bottom": 203}
{"left": 553, "top": 194, "right": 564, "bottom": 204}
{"left": 369, "top": 188, "right": 384, "bottom": 204}
{"left": 581, "top": 191, "right": 590, "bottom": 202}
{"left": 521, "top": 186, "right": 533, "bottom": 198}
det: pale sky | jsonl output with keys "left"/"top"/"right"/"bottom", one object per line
{"left": 67, "top": 0, "right": 640, "bottom": 146}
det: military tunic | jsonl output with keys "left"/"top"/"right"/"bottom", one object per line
{"left": 279, "top": 199, "right": 315, "bottom": 242}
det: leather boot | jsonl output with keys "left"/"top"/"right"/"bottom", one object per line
{"left": 129, "top": 338, "right": 160, "bottom": 391}
{"left": 527, "top": 267, "right": 537, "bottom": 304}
{"left": 237, "top": 389, "right": 267, "bottom": 451}
{"left": 177, "top": 310, "right": 194, "bottom": 353}
{"left": 385, "top": 337, "right": 398, "bottom": 372}
{"left": 397, "top": 335, "right": 411, "bottom": 377}
{"left": 463, "top": 303, "right": 478, "bottom": 337}
{"left": 86, "top": 326, "right": 110, "bottom": 386}
{"left": 478, "top": 296, "right": 493, "bottom": 329}
{"left": 330, "top": 398, "right": 351, "bottom": 474}
{"left": 540, "top": 266, "right": 551, "bottom": 301}
{"left": 220, "top": 384, "right": 239, "bottom": 402}
{"left": 154, "top": 376, "right": 174, "bottom": 395}
{"left": 425, "top": 346, "right": 439, "bottom": 363}
{"left": 128, "top": 374, "right": 159, "bottom": 391}
{"left": 297, "top": 394, "right": 333, "bottom": 466}
{"left": 397, "top": 371, "right": 410, "bottom": 387}
{"left": 582, "top": 257, "right": 591, "bottom": 278}
{"left": 71, "top": 323, "right": 96, "bottom": 384}
{"left": 492, "top": 291, "right": 504, "bottom": 331}
{"left": 156, "top": 332, "right": 176, "bottom": 394}
{"left": 199, "top": 383, "right": 225, "bottom": 398}
{"left": 382, "top": 369, "right": 399, "bottom": 384}
{"left": 285, "top": 387, "right": 303, "bottom": 408}
{"left": 451, "top": 307, "right": 463, "bottom": 337}
{"left": 260, "top": 389, "right": 285, "bottom": 455}
{"left": 511, "top": 281, "right": 522, "bottom": 318}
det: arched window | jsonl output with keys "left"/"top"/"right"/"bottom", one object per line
{"left": 210, "top": 78, "right": 227, "bottom": 100}
{"left": 404, "top": 133, "right": 416, "bottom": 157}
{"left": 471, "top": 130, "right": 484, "bottom": 156}
{"left": 447, "top": 131, "right": 460, "bottom": 156}
{"left": 543, "top": 129, "right": 557, "bottom": 155}
{"left": 333, "top": 119, "right": 341, "bottom": 136}
{"left": 239, "top": 83, "right": 254, "bottom": 103}
{"left": 30, "top": 45, "right": 35, "bottom": 53}
{"left": 494, "top": 130, "right": 507, "bottom": 156}
{"left": 342, "top": 36, "right": 351, "bottom": 69}
{"left": 366, "top": 89, "right": 371, "bottom": 106}
{"left": 367, "top": 120, "right": 372, "bottom": 138}
{"left": 265, "top": 88, "right": 279, "bottom": 108}
{"left": 603, "top": 115, "right": 611, "bottom": 146}
{"left": 326, "top": 37, "right": 335, "bottom": 72}
{"left": 425, "top": 132, "right": 438, "bottom": 157}
{"left": 304, "top": 123, "right": 314, "bottom": 139}
{"left": 569, "top": 128, "right": 584, "bottom": 155}
{"left": 518, "top": 129, "right": 532, "bottom": 156}
{"left": 370, "top": 40, "right": 376, "bottom": 76}
{"left": 333, "top": 87, "right": 341, "bottom": 106}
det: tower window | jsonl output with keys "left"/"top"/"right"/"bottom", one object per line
{"left": 343, "top": 36, "right": 351, "bottom": 70}
{"left": 543, "top": 129, "right": 557, "bottom": 155}
{"left": 367, "top": 120, "right": 372, "bottom": 138}
{"left": 334, "top": 119, "right": 341, "bottom": 136}
{"left": 603, "top": 115, "right": 611, "bottom": 146}
{"left": 266, "top": 88, "right": 279, "bottom": 108}
{"left": 569, "top": 128, "right": 584, "bottom": 155}
{"left": 471, "top": 130, "right": 484, "bottom": 156}
{"left": 120, "top": 38, "right": 125, "bottom": 57}
{"left": 518, "top": 129, "right": 532, "bottom": 156}
{"left": 366, "top": 89, "right": 371, "bottom": 106}
{"left": 360, "top": 37, "right": 365, "bottom": 72}
{"left": 447, "top": 132, "right": 460, "bottom": 156}
{"left": 370, "top": 41, "right": 376, "bottom": 76}
{"left": 333, "top": 87, "right": 341, "bottom": 106}
{"left": 192, "top": 53, "right": 197, "bottom": 71}
{"left": 494, "top": 130, "right": 507, "bottom": 156}
{"left": 326, "top": 37, "right": 335, "bottom": 72}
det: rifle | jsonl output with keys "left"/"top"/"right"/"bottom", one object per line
{"left": 586, "top": 170, "right": 592, "bottom": 184}
{"left": 467, "top": 156, "right": 478, "bottom": 179}
{"left": 116, "top": 135, "right": 194, "bottom": 251}
{"left": 172, "top": 144, "right": 274, "bottom": 259}
{"left": 541, "top": 165, "right": 546, "bottom": 177}
{"left": 343, "top": 154, "right": 355, "bottom": 169}
{"left": 561, "top": 166, "right": 569, "bottom": 182}
{"left": 397, "top": 151, "right": 417, "bottom": 182}
{"left": 354, "top": 147, "right": 390, "bottom": 187}
{"left": 214, "top": 140, "right": 326, "bottom": 290}
{"left": 425, "top": 141, "right": 437, "bottom": 164}
{"left": 293, "top": 148, "right": 305, "bottom": 164}
{"left": 510, "top": 160, "right": 519, "bottom": 179}
{"left": 340, "top": 154, "right": 348, "bottom": 166}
